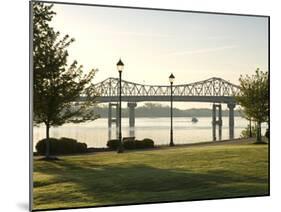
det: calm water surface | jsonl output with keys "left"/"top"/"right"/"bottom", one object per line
{"left": 33, "top": 117, "right": 266, "bottom": 150}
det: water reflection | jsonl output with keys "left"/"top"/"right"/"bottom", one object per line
{"left": 33, "top": 117, "right": 267, "bottom": 150}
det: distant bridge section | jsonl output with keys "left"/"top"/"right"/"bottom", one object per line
{"left": 92, "top": 77, "right": 240, "bottom": 103}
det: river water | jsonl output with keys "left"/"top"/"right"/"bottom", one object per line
{"left": 33, "top": 117, "right": 267, "bottom": 150}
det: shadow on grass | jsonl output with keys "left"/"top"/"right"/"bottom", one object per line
{"left": 33, "top": 159, "right": 268, "bottom": 209}
{"left": 253, "top": 141, "right": 268, "bottom": 145}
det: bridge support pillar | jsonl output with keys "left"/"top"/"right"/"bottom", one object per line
{"left": 212, "top": 104, "right": 222, "bottom": 141}
{"left": 228, "top": 103, "right": 236, "bottom": 140}
{"left": 108, "top": 103, "right": 112, "bottom": 128}
{"left": 108, "top": 128, "right": 112, "bottom": 141}
{"left": 127, "top": 102, "right": 137, "bottom": 128}
{"left": 108, "top": 103, "right": 119, "bottom": 139}
{"left": 218, "top": 105, "right": 222, "bottom": 140}
{"left": 212, "top": 104, "right": 216, "bottom": 141}
{"left": 116, "top": 103, "right": 120, "bottom": 128}
{"left": 108, "top": 103, "right": 119, "bottom": 128}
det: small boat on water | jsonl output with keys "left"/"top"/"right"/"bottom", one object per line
{"left": 191, "top": 117, "right": 198, "bottom": 123}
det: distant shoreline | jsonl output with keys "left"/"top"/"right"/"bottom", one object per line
{"left": 93, "top": 105, "right": 243, "bottom": 118}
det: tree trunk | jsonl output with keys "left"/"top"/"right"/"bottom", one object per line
{"left": 45, "top": 123, "right": 50, "bottom": 158}
{"left": 249, "top": 119, "right": 252, "bottom": 137}
{"left": 256, "top": 121, "right": 262, "bottom": 143}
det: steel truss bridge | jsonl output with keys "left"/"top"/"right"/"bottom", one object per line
{"left": 87, "top": 77, "right": 241, "bottom": 141}
{"left": 92, "top": 77, "right": 240, "bottom": 103}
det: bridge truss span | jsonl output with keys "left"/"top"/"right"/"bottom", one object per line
{"left": 92, "top": 77, "right": 240, "bottom": 103}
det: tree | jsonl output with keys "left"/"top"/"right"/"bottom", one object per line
{"left": 238, "top": 108, "right": 254, "bottom": 138}
{"left": 33, "top": 3, "right": 98, "bottom": 158}
{"left": 240, "top": 123, "right": 258, "bottom": 139}
{"left": 235, "top": 69, "right": 269, "bottom": 143}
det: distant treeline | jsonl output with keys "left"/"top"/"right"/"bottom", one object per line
{"left": 93, "top": 103, "right": 242, "bottom": 118}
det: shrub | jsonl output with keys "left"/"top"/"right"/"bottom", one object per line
{"left": 36, "top": 138, "right": 58, "bottom": 155}
{"left": 135, "top": 140, "right": 144, "bottom": 148}
{"left": 107, "top": 139, "right": 119, "bottom": 150}
{"left": 135, "top": 138, "right": 154, "bottom": 149}
{"left": 107, "top": 138, "right": 154, "bottom": 150}
{"left": 142, "top": 138, "right": 154, "bottom": 148}
{"left": 123, "top": 139, "right": 135, "bottom": 149}
{"left": 35, "top": 137, "right": 88, "bottom": 155}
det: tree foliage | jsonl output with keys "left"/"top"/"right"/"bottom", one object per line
{"left": 32, "top": 3, "right": 98, "bottom": 157}
{"left": 235, "top": 69, "right": 269, "bottom": 143}
{"left": 33, "top": 2, "right": 98, "bottom": 126}
{"left": 240, "top": 124, "right": 257, "bottom": 138}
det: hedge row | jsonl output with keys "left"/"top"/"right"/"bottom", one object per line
{"left": 107, "top": 138, "right": 154, "bottom": 150}
{"left": 35, "top": 137, "right": 88, "bottom": 155}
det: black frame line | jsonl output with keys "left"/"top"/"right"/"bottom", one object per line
{"left": 32, "top": 0, "right": 269, "bottom": 18}
{"left": 29, "top": 1, "right": 34, "bottom": 211}
{"left": 32, "top": 194, "right": 270, "bottom": 212}
{"left": 29, "top": 0, "right": 270, "bottom": 211}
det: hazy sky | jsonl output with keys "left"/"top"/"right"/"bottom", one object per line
{"left": 48, "top": 3, "right": 268, "bottom": 109}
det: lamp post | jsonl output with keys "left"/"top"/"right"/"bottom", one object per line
{"left": 117, "top": 59, "right": 124, "bottom": 153}
{"left": 169, "top": 73, "right": 175, "bottom": 146}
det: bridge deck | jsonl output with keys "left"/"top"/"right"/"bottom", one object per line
{"left": 89, "top": 95, "right": 236, "bottom": 103}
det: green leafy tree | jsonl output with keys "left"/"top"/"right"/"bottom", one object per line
{"left": 240, "top": 123, "right": 257, "bottom": 138}
{"left": 33, "top": 3, "right": 98, "bottom": 158}
{"left": 238, "top": 108, "right": 254, "bottom": 137}
{"left": 236, "top": 69, "right": 269, "bottom": 143}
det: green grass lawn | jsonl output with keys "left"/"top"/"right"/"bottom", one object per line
{"left": 33, "top": 143, "right": 269, "bottom": 210}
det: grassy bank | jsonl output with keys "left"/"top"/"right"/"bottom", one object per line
{"left": 33, "top": 142, "right": 268, "bottom": 210}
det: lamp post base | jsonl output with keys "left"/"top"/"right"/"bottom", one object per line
{"left": 170, "top": 131, "right": 174, "bottom": 146}
{"left": 117, "top": 145, "right": 124, "bottom": 153}
{"left": 118, "top": 132, "right": 124, "bottom": 153}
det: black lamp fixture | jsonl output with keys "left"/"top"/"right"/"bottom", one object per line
{"left": 117, "top": 59, "right": 124, "bottom": 72}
